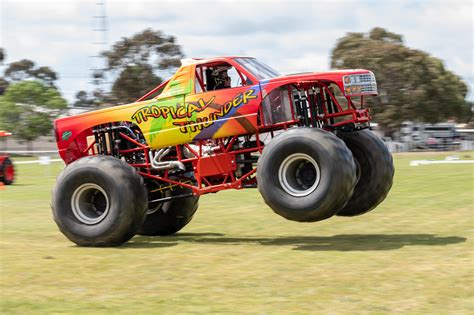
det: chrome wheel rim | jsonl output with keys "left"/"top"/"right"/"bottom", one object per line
{"left": 71, "top": 183, "right": 109, "bottom": 225}
{"left": 278, "top": 153, "right": 321, "bottom": 197}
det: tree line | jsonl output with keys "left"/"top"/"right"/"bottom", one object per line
{"left": 0, "top": 50, "right": 67, "bottom": 149}
{"left": 331, "top": 27, "right": 471, "bottom": 135}
{"left": 0, "top": 27, "right": 471, "bottom": 147}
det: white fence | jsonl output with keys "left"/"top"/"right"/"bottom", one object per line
{"left": 383, "top": 140, "right": 474, "bottom": 153}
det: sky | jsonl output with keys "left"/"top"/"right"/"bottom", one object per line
{"left": 0, "top": 0, "right": 473, "bottom": 104}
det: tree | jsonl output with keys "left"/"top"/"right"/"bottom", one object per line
{"left": 331, "top": 27, "right": 470, "bottom": 134}
{"left": 100, "top": 28, "right": 183, "bottom": 104}
{"left": 0, "top": 78, "right": 8, "bottom": 96}
{"left": 4, "top": 59, "right": 35, "bottom": 81}
{"left": 0, "top": 96, "right": 21, "bottom": 129}
{"left": 13, "top": 112, "right": 52, "bottom": 146}
{"left": 0, "top": 50, "right": 60, "bottom": 95}
{"left": 0, "top": 81, "right": 67, "bottom": 150}
{"left": 0, "top": 48, "right": 7, "bottom": 95}
{"left": 73, "top": 90, "right": 96, "bottom": 107}
{"left": 111, "top": 65, "right": 161, "bottom": 103}
{"left": 31, "top": 66, "right": 58, "bottom": 87}
{"left": 4, "top": 59, "right": 58, "bottom": 87}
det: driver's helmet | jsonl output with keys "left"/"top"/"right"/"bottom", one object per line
{"left": 212, "top": 66, "right": 231, "bottom": 89}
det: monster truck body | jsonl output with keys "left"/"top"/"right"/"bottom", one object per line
{"left": 55, "top": 57, "right": 372, "bottom": 162}
{"left": 52, "top": 57, "right": 393, "bottom": 246}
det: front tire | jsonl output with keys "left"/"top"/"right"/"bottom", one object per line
{"left": 51, "top": 156, "right": 148, "bottom": 246}
{"left": 336, "top": 129, "right": 394, "bottom": 216}
{"left": 257, "top": 128, "right": 356, "bottom": 222}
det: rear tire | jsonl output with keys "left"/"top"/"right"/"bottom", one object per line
{"left": 336, "top": 129, "right": 394, "bottom": 216}
{"left": 257, "top": 128, "right": 356, "bottom": 222}
{"left": 51, "top": 156, "right": 148, "bottom": 246}
{"left": 137, "top": 181, "right": 199, "bottom": 236}
{"left": 1, "top": 158, "right": 14, "bottom": 185}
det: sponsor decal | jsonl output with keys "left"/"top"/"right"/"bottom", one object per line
{"left": 61, "top": 131, "right": 72, "bottom": 141}
{"left": 131, "top": 97, "right": 215, "bottom": 124}
{"left": 131, "top": 89, "right": 257, "bottom": 134}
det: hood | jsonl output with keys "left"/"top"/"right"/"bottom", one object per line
{"left": 265, "top": 69, "right": 373, "bottom": 84}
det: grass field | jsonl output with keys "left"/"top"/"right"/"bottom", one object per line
{"left": 1, "top": 152, "right": 473, "bottom": 314}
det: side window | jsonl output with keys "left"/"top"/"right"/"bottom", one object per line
{"left": 195, "top": 63, "right": 249, "bottom": 93}
{"left": 227, "top": 67, "right": 247, "bottom": 88}
{"left": 195, "top": 77, "right": 203, "bottom": 93}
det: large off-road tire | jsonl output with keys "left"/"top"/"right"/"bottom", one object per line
{"left": 1, "top": 157, "right": 14, "bottom": 185}
{"left": 336, "top": 129, "right": 394, "bottom": 217}
{"left": 257, "top": 128, "right": 356, "bottom": 222}
{"left": 51, "top": 156, "right": 148, "bottom": 246}
{"left": 137, "top": 181, "right": 199, "bottom": 236}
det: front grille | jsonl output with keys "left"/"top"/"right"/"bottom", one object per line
{"left": 343, "top": 73, "right": 377, "bottom": 95}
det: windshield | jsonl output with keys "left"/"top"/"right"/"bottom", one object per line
{"left": 234, "top": 58, "right": 280, "bottom": 80}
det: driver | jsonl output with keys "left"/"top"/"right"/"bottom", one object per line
{"left": 212, "top": 66, "right": 231, "bottom": 90}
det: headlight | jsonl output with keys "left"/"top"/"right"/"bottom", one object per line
{"left": 342, "top": 72, "right": 377, "bottom": 96}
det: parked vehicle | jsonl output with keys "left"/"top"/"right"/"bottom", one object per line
{"left": 0, "top": 131, "right": 14, "bottom": 185}
{"left": 52, "top": 56, "right": 394, "bottom": 246}
{"left": 400, "top": 121, "right": 459, "bottom": 149}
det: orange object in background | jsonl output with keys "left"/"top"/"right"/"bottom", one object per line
{"left": 0, "top": 130, "right": 15, "bottom": 185}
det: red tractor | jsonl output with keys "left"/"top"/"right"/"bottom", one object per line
{"left": 52, "top": 57, "right": 394, "bottom": 246}
{"left": 0, "top": 131, "right": 15, "bottom": 185}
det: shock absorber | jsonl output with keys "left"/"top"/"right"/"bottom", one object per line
{"left": 308, "top": 88, "right": 318, "bottom": 127}
{"left": 293, "top": 90, "right": 309, "bottom": 126}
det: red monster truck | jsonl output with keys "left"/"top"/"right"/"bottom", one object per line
{"left": 52, "top": 57, "right": 394, "bottom": 246}
{"left": 0, "top": 131, "right": 14, "bottom": 185}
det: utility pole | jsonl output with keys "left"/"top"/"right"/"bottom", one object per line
{"left": 90, "top": 0, "right": 108, "bottom": 103}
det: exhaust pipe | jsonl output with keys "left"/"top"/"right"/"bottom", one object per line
{"left": 149, "top": 148, "right": 185, "bottom": 171}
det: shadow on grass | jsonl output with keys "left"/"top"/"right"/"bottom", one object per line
{"left": 122, "top": 242, "right": 179, "bottom": 249}
{"left": 123, "top": 233, "right": 225, "bottom": 248}
{"left": 132, "top": 234, "right": 466, "bottom": 251}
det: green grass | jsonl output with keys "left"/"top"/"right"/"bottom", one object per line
{"left": 1, "top": 152, "right": 473, "bottom": 314}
